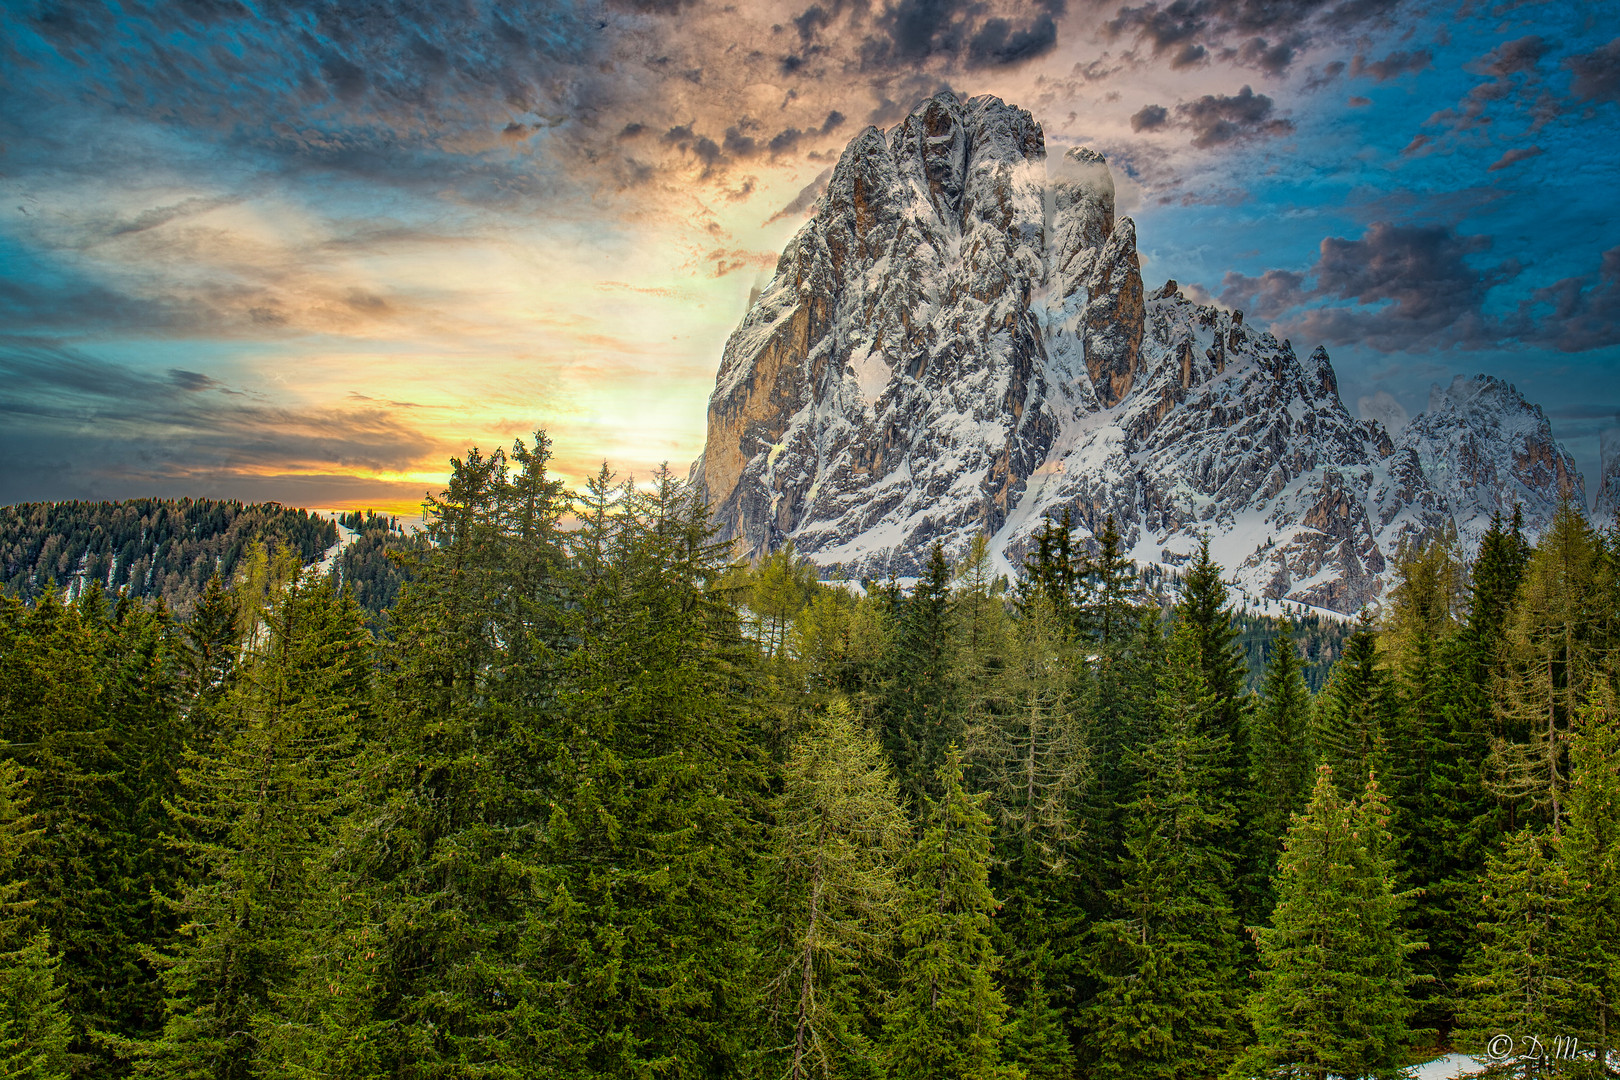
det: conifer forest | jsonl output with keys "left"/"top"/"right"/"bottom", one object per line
{"left": 3, "top": 432, "right": 1619, "bottom": 1080}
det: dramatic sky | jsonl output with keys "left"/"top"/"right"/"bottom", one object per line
{"left": 3, "top": 0, "right": 1617, "bottom": 515}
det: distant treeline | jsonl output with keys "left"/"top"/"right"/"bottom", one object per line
{"left": 0, "top": 500, "right": 424, "bottom": 617}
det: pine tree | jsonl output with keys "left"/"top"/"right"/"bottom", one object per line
{"left": 882, "top": 747, "right": 1012, "bottom": 1080}
{"left": 1236, "top": 767, "right": 1424, "bottom": 1080}
{"left": 769, "top": 700, "right": 910, "bottom": 1080}
{"left": 1244, "top": 622, "right": 1314, "bottom": 922}
{"left": 1088, "top": 623, "right": 1243, "bottom": 1080}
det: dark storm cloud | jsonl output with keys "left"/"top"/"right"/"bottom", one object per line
{"left": 1102, "top": 0, "right": 1400, "bottom": 77}
{"left": 967, "top": 13, "right": 1061, "bottom": 66}
{"left": 1176, "top": 86, "right": 1293, "bottom": 147}
{"left": 792, "top": 0, "right": 1065, "bottom": 71}
{"left": 1128, "top": 86, "right": 1290, "bottom": 146}
{"left": 1220, "top": 223, "right": 1516, "bottom": 351}
{"left": 1221, "top": 224, "right": 1620, "bottom": 355}
{"left": 1131, "top": 103, "right": 1169, "bottom": 130}
{"left": 1566, "top": 39, "right": 1620, "bottom": 103}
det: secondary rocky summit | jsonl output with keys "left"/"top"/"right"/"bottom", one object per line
{"left": 692, "top": 92, "right": 1583, "bottom": 614}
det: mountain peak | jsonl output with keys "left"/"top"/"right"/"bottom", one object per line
{"left": 694, "top": 99, "right": 1583, "bottom": 614}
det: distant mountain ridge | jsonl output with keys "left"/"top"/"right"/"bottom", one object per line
{"left": 693, "top": 91, "right": 1584, "bottom": 614}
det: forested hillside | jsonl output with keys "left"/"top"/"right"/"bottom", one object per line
{"left": 0, "top": 501, "right": 423, "bottom": 618}
{"left": 0, "top": 433, "right": 1617, "bottom": 1079}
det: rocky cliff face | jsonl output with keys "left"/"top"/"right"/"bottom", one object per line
{"left": 694, "top": 92, "right": 1585, "bottom": 614}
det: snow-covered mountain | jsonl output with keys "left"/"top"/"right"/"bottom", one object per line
{"left": 1395, "top": 374, "right": 1582, "bottom": 550}
{"left": 693, "top": 92, "right": 1584, "bottom": 614}
{"left": 1597, "top": 430, "right": 1620, "bottom": 523}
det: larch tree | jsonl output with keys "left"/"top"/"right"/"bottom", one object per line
{"left": 1563, "top": 691, "right": 1620, "bottom": 1073}
{"left": 1489, "top": 500, "right": 1604, "bottom": 837}
{"left": 769, "top": 700, "right": 910, "bottom": 1080}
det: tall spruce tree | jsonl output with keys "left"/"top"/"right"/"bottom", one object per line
{"left": 0, "top": 590, "right": 122, "bottom": 1076}
{"left": 963, "top": 591, "right": 1086, "bottom": 1078}
{"left": 1082, "top": 514, "right": 1139, "bottom": 647}
{"left": 1243, "top": 622, "right": 1314, "bottom": 922}
{"left": 1382, "top": 537, "right": 1468, "bottom": 1028}
{"left": 281, "top": 440, "right": 567, "bottom": 1078}
{"left": 138, "top": 565, "right": 369, "bottom": 1080}
{"left": 954, "top": 533, "right": 1011, "bottom": 714}
{"left": 1444, "top": 511, "right": 1529, "bottom": 846}
{"left": 1018, "top": 511, "right": 1084, "bottom": 630}
{"left": 1237, "top": 767, "right": 1424, "bottom": 1080}
{"left": 882, "top": 747, "right": 1012, "bottom": 1080}
{"left": 1311, "top": 610, "right": 1391, "bottom": 799}
{"left": 533, "top": 465, "right": 767, "bottom": 1077}
{"left": 882, "top": 543, "right": 959, "bottom": 805}
{"left": 1172, "top": 537, "right": 1252, "bottom": 912}
{"left": 1453, "top": 826, "right": 1577, "bottom": 1077}
{"left": 0, "top": 759, "right": 71, "bottom": 1080}
{"left": 1088, "top": 622, "right": 1243, "bottom": 1080}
